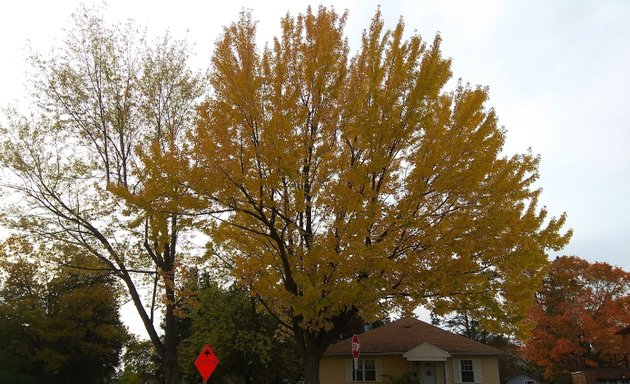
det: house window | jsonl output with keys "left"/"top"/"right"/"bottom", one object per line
{"left": 524, "top": 380, "right": 535, "bottom": 384}
{"left": 460, "top": 359, "right": 475, "bottom": 383}
{"left": 353, "top": 359, "right": 377, "bottom": 381}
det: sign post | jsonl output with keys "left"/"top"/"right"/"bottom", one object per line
{"left": 195, "top": 344, "right": 219, "bottom": 383}
{"left": 351, "top": 334, "right": 360, "bottom": 370}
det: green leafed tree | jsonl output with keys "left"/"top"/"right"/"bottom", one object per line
{"left": 188, "top": 7, "right": 571, "bottom": 383}
{"left": 177, "top": 274, "right": 302, "bottom": 384}
{"left": 0, "top": 236, "right": 127, "bottom": 383}
{"left": 0, "top": 5, "right": 204, "bottom": 383}
{"left": 117, "top": 337, "right": 162, "bottom": 384}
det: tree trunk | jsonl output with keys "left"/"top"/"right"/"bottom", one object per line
{"left": 303, "top": 351, "right": 322, "bottom": 384}
{"left": 163, "top": 274, "right": 179, "bottom": 384}
{"left": 295, "top": 326, "right": 327, "bottom": 384}
{"left": 294, "top": 310, "right": 359, "bottom": 384}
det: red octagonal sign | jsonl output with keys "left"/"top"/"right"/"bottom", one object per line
{"left": 195, "top": 344, "right": 219, "bottom": 382}
{"left": 352, "top": 334, "right": 360, "bottom": 369}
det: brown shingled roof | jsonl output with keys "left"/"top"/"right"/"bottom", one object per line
{"left": 324, "top": 317, "right": 502, "bottom": 356}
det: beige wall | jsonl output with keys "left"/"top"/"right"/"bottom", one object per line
{"left": 320, "top": 355, "right": 500, "bottom": 384}
{"left": 320, "top": 356, "right": 347, "bottom": 384}
{"left": 445, "top": 356, "right": 501, "bottom": 384}
{"left": 479, "top": 355, "right": 501, "bottom": 384}
{"left": 319, "top": 355, "right": 410, "bottom": 384}
{"left": 380, "top": 355, "right": 409, "bottom": 381}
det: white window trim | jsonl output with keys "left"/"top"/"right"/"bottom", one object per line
{"left": 453, "top": 358, "right": 483, "bottom": 384}
{"left": 345, "top": 358, "right": 383, "bottom": 382}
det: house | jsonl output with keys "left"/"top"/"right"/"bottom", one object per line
{"left": 320, "top": 317, "right": 502, "bottom": 384}
{"left": 571, "top": 325, "right": 630, "bottom": 384}
{"left": 504, "top": 372, "right": 543, "bottom": 384}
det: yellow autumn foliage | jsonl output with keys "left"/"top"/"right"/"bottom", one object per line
{"left": 189, "top": 7, "right": 570, "bottom": 337}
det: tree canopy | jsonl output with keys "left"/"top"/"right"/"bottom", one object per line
{"left": 187, "top": 6, "right": 571, "bottom": 383}
{"left": 177, "top": 275, "right": 302, "bottom": 384}
{"left": 0, "top": 236, "right": 127, "bottom": 383}
{"left": 0, "top": 5, "right": 573, "bottom": 384}
{"left": 522, "top": 256, "right": 630, "bottom": 384}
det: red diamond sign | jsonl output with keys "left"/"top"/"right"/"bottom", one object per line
{"left": 195, "top": 344, "right": 219, "bottom": 383}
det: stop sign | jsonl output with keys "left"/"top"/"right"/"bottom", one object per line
{"left": 351, "top": 334, "right": 360, "bottom": 369}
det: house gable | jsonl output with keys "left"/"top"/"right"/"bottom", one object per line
{"left": 403, "top": 342, "right": 451, "bottom": 361}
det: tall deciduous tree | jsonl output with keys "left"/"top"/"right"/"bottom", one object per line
{"left": 522, "top": 256, "right": 630, "bottom": 384}
{"left": 189, "top": 7, "right": 571, "bottom": 383}
{"left": 0, "top": 6, "right": 204, "bottom": 383}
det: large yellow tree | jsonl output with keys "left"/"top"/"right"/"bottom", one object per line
{"left": 190, "top": 7, "right": 571, "bottom": 383}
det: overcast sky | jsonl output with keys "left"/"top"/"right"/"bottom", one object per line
{"left": 2, "top": 1, "right": 629, "bottom": 335}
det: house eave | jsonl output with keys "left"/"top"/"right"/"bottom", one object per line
{"left": 323, "top": 352, "right": 409, "bottom": 357}
{"left": 322, "top": 351, "right": 503, "bottom": 357}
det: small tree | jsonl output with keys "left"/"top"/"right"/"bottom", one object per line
{"left": 0, "top": 236, "right": 127, "bottom": 383}
{"left": 118, "top": 337, "right": 162, "bottom": 384}
{"left": 188, "top": 7, "right": 571, "bottom": 383}
{"left": 177, "top": 276, "right": 302, "bottom": 384}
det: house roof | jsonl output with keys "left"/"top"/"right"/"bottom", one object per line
{"left": 324, "top": 317, "right": 502, "bottom": 356}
